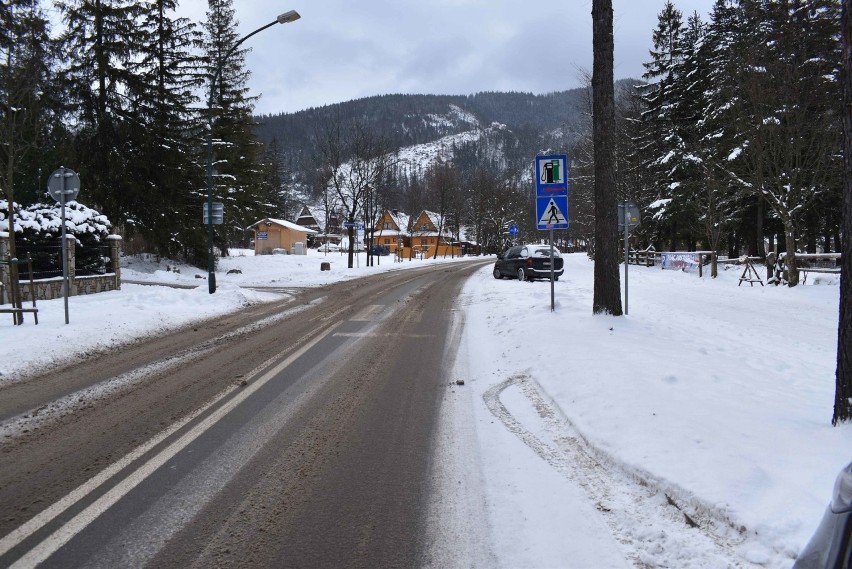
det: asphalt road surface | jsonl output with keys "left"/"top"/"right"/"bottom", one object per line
{"left": 0, "top": 259, "right": 489, "bottom": 568}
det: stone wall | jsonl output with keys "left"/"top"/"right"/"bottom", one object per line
{"left": 0, "top": 233, "right": 122, "bottom": 304}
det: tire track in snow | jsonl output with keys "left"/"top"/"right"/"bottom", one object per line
{"left": 483, "top": 373, "right": 771, "bottom": 569}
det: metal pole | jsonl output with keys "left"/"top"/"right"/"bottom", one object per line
{"left": 206, "top": 12, "right": 300, "bottom": 294}
{"left": 60, "top": 167, "right": 69, "bottom": 324}
{"left": 550, "top": 228, "right": 555, "bottom": 312}
{"left": 624, "top": 200, "right": 629, "bottom": 316}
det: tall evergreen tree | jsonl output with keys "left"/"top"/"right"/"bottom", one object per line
{"left": 130, "top": 0, "right": 206, "bottom": 261}
{"left": 56, "top": 0, "right": 148, "bottom": 225}
{"left": 677, "top": 10, "right": 742, "bottom": 272}
{"left": 703, "top": 0, "right": 761, "bottom": 257}
{"left": 0, "top": 0, "right": 60, "bottom": 206}
{"left": 259, "top": 137, "right": 297, "bottom": 220}
{"left": 0, "top": 0, "right": 53, "bottom": 217}
{"left": 203, "top": 0, "right": 265, "bottom": 254}
{"left": 668, "top": 11, "right": 710, "bottom": 251}
{"left": 636, "top": 1, "right": 686, "bottom": 249}
{"left": 721, "top": 0, "right": 842, "bottom": 285}
{"left": 0, "top": 0, "right": 54, "bottom": 320}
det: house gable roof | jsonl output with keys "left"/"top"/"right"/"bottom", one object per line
{"left": 249, "top": 218, "right": 318, "bottom": 234}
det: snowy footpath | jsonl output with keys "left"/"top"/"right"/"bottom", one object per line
{"left": 0, "top": 250, "right": 848, "bottom": 568}
{"left": 429, "top": 254, "right": 849, "bottom": 568}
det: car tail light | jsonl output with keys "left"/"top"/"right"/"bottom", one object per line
{"left": 526, "top": 258, "right": 533, "bottom": 267}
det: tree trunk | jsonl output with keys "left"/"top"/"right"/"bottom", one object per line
{"left": 784, "top": 222, "right": 799, "bottom": 287}
{"left": 3, "top": 157, "right": 22, "bottom": 324}
{"left": 756, "top": 197, "right": 765, "bottom": 258}
{"left": 347, "top": 225, "right": 355, "bottom": 269}
{"left": 834, "top": 0, "right": 852, "bottom": 425}
{"left": 591, "top": 0, "right": 622, "bottom": 316}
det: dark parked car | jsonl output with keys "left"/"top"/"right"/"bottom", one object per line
{"left": 493, "top": 245, "right": 564, "bottom": 281}
{"left": 370, "top": 244, "right": 390, "bottom": 256}
{"left": 793, "top": 461, "right": 852, "bottom": 569}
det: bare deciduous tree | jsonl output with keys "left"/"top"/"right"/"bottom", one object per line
{"left": 315, "top": 117, "right": 395, "bottom": 268}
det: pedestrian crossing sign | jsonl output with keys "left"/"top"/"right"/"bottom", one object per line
{"left": 536, "top": 195, "right": 569, "bottom": 230}
{"left": 534, "top": 154, "right": 569, "bottom": 230}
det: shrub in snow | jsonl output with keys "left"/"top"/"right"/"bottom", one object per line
{"left": 0, "top": 199, "right": 112, "bottom": 245}
{"left": 1, "top": 200, "right": 114, "bottom": 275}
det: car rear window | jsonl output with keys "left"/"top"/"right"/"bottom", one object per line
{"left": 521, "top": 247, "right": 561, "bottom": 258}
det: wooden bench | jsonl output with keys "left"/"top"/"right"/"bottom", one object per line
{"left": 801, "top": 266, "right": 841, "bottom": 284}
{"left": 797, "top": 253, "right": 841, "bottom": 284}
{"left": 0, "top": 257, "right": 39, "bottom": 325}
{"left": 0, "top": 306, "right": 38, "bottom": 324}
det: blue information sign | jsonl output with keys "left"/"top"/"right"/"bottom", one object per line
{"left": 535, "top": 155, "right": 569, "bottom": 230}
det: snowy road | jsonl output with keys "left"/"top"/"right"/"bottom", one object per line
{"left": 0, "top": 262, "right": 484, "bottom": 568}
{"left": 0, "top": 250, "right": 843, "bottom": 568}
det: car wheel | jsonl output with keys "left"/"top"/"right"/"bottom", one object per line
{"left": 554, "top": 276, "right": 559, "bottom": 281}
{"left": 493, "top": 267, "right": 502, "bottom": 279}
{"left": 517, "top": 267, "right": 526, "bottom": 281}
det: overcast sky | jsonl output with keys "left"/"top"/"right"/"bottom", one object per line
{"left": 175, "top": 0, "right": 716, "bottom": 116}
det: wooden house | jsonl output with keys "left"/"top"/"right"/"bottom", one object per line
{"left": 249, "top": 218, "right": 317, "bottom": 255}
{"left": 294, "top": 206, "right": 321, "bottom": 247}
{"left": 370, "top": 210, "right": 411, "bottom": 253}
{"left": 408, "top": 210, "right": 460, "bottom": 258}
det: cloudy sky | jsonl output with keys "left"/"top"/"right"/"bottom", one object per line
{"left": 175, "top": 0, "right": 716, "bottom": 116}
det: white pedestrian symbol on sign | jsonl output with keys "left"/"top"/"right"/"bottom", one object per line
{"left": 539, "top": 198, "right": 567, "bottom": 226}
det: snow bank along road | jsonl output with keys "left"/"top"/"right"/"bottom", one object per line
{"left": 0, "top": 260, "right": 489, "bottom": 568}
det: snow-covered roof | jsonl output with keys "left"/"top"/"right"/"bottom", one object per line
{"left": 424, "top": 210, "right": 443, "bottom": 229}
{"left": 388, "top": 210, "right": 410, "bottom": 232}
{"left": 411, "top": 210, "right": 451, "bottom": 237}
{"left": 248, "top": 218, "right": 317, "bottom": 234}
{"left": 372, "top": 228, "right": 406, "bottom": 238}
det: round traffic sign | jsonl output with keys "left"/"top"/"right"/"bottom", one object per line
{"left": 47, "top": 168, "right": 81, "bottom": 203}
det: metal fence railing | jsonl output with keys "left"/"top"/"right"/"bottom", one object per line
{"left": 12, "top": 243, "right": 62, "bottom": 280}
{"left": 14, "top": 242, "right": 112, "bottom": 279}
{"left": 76, "top": 244, "right": 112, "bottom": 276}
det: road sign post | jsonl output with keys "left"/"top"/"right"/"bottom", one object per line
{"left": 47, "top": 167, "right": 81, "bottom": 325}
{"left": 203, "top": 202, "right": 224, "bottom": 225}
{"left": 535, "top": 155, "right": 569, "bottom": 232}
{"left": 535, "top": 155, "right": 569, "bottom": 312}
{"left": 618, "top": 200, "right": 641, "bottom": 315}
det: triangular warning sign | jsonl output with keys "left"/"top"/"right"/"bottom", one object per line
{"left": 539, "top": 198, "right": 567, "bottom": 226}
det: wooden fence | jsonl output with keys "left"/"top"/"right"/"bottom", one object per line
{"left": 627, "top": 247, "right": 841, "bottom": 285}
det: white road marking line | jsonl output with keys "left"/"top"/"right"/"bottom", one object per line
{"left": 349, "top": 304, "right": 384, "bottom": 321}
{"left": 332, "top": 332, "right": 434, "bottom": 339}
{"left": 2, "top": 322, "right": 338, "bottom": 568}
{"left": 0, "top": 297, "right": 326, "bottom": 441}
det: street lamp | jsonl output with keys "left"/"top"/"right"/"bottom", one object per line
{"left": 206, "top": 10, "right": 301, "bottom": 293}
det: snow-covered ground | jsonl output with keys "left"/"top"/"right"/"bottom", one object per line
{"left": 0, "top": 248, "right": 847, "bottom": 568}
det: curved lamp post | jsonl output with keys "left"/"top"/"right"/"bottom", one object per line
{"left": 206, "top": 9, "right": 301, "bottom": 293}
